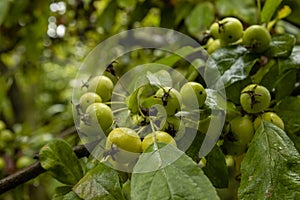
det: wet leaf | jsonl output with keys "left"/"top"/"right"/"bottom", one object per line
{"left": 39, "top": 139, "right": 84, "bottom": 185}
{"left": 239, "top": 122, "right": 300, "bottom": 199}
{"left": 131, "top": 144, "right": 219, "bottom": 200}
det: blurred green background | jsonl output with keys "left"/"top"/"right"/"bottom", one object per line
{"left": 0, "top": 0, "right": 300, "bottom": 199}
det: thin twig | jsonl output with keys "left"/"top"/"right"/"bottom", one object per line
{"left": 0, "top": 140, "right": 97, "bottom": 194}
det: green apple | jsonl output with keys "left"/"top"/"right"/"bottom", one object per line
{"left": 106, "top": 128, "right": 142, "bottom": 164}
{"left": 230, "top": 116, "right": 254, "bottom": 145}
{"left": 16, "top": 156, "right": 35, "bottom": 169}
{"left": 85, "top": 103, "right": 113, "bottom": 133}
{"left": 243, "top": 25, "right": 271, "bottom": 53}
{"left": 88, "top": 75, "right": 114, "bottom": 102}
{"left": 209, "top": 22, "right": 220, "bottom": 39}
{"left": 180, "top": 82, "right": 207, "bottom": 108}
{"left": 79, "top": 92, "right": 102, "bottom": 112}
{"left": 240, "top": 84, "right": 271, "bottom": 114}
{"left": 141, "top": 131, "right": 176, "bottom": 152}
{"left": 253, "top": 112, "right": 284, "bottom": 130}
{"left": 155, "top": 87, "right": 182, "bottom": 116}
{"left": 218, "top": 17, "right": 243, "bottom": 44}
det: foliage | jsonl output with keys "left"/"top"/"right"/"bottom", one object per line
{"left": 0, "top": 0, "right": 300, "bottom": 199}
{"left": 238, "top": 122, "right": 300, "bottom": 199}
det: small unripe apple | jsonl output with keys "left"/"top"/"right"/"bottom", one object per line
{"left": 79, "top": 92, "right": 102, "bottom": 112}
{"left": 230, "top": 116, "right": 254, "bottom": 145}
{"left": 88, "top": 75, "right": 114, "bottom": 102}
{"left": 155, "top": 87, "right": 182, "bottom": 116}
{"left": 141, "top": 131, "right": 176, "bottom": 152}
{"left": 240, "top": 84, "right": 271, "bottom": 114}
{"left": 253, "top": 112, "right": 284, "bottom": 130}
{"left": 180, "top": 82, "right": 207, "bottom": 108}
{"left": 85, "top": 103, "right": 113, "bottom": 133}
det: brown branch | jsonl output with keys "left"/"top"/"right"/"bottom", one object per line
{"left": 0, "top": 161, "right": 45, "bottom": 194}
{"left": 0, "top": 141, "right": 97, "bottom": 194}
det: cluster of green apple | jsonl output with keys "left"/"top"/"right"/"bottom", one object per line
{"left": 127, "top": 82, "right": 206, "bottom": 131}
{"left": 104, "top": 81, "right": 207, "bottom": 166}
{"left": 78, "top": 71, "right": 284, "bottom": 164}
{"left": 78, "top": 75, "right": 115, "bottom": 137}
{"left": 206, "top": 17, "right": 271, "bottom": 54}
{"left": 78, "top": 74, "right": 209, "bottom": 165}
{"left": 222, "top": 84, "right": 284, "bottom": 156}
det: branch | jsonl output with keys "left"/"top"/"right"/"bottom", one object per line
{"left": 0, "top": 161, "right": 45, "bottom": 194}
{"left": 0, "top": 141, "right": 95, "bottom": 194}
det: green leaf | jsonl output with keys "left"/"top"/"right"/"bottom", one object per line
{"left": 62, "top": 191, "right": 82, "bottom": 200}
{"left": 174, "top": 2, "right": 194, "bottom": 26}
{"left": 204, "top": 45, "right": 259, "bottom": 104}
{"left": 131, "top": 145, "right": 219, "bottom": 200}
{"left": 146, "top": 72, "right": 162, "bottom": 87}
{"left": 205, "top": 89, "right": 227, "bottom": 111}
{"left": 202, "top": 145, "right": 229, "bottom": 188}
{"left": 155, "top": 46, "right": 196, "bottom": 66}
{"left": 219, "top": 54, "right": 257, "bottom": 87}
{"left": 275, "top": 96, "right": 300, "bottom": 152}
{"left": 160, "top": 6, "right": 175, "bottom": 28}
{"left": 260, "top": 62, "right": 279, "bottom": 91}
{"left": 205, "top": 46, "right": 258, "bottom": 89}
{"left": 238, "top": 122, "right": 300, "bottom": 199}
{"left": 185, "top": 130, "right": 205, "bottom": 162}
{"left": 261, "top": 0, "right": 283, "bottom": 23}
{"left": 215, "top": 0, "right": 257, "bottom": 24}
{"left": 52, "top": 186, "right": 72, "bottom": 200}
{"left": 73, "top": 163, "right": 125, "bottom": 200}
{"left": 154, "top": 70, "right": 173, "bottom": 87}
{"left": 98, "top": 0, "right": 118, "bottom": 33}
{"left": 274, "top": 69, "right": 297, "bottom": 100}
{"left": 260, "top": 45, "right": 299, "bottom": 100}
{"left": 185, "top": 2, "right": 215, "bottom": 36}
{"left": 52, "top": 186, "right": 82, "bottom": 200}
{"left": 275, "top": 97, "right": 300, "bottom": 135}
{"left": 0, "top": 0, "right": 10, "bottom": 25}
{"left": 265, "top": 34, "right": 296, "bottom": 58}
{"left": 39, "top": 139, "right": 84, "bottom": 185}
{"left": 225, "top": 77, "right": 252, "bottom": 104}
{"left": 122, "top": 180, "right": 131, "bottom": 200}
{"left": 129, "top": 0, "right": 151, "bottom": 24}
{"left": 278, "top": 46, "right": 300, "bottom": 72}
{"left": 251, "top": 59, "right": 276, "bottom": 84}
{"left": 186, "top": 58, "right": 205, "bottom": 82}
{"left": 285, "top": 0, "right": 300, "bottom": 26}
{"left": 146, "top": 70, "right": 172, "bottom": 88}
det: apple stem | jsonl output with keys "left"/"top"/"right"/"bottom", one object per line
{"left": 136, "top": 126, "right": 147, "bottom": 135}
{"left": 181, "top": 117, "right": 198, "bottom": 125}
{"left": 112, "top": 92, "right": 127, "bottom": 99}
{"left": 104, "top": 101, "right": 126, "bottom": 105}
{"left": 112, "top": 107, "right": 128, "bottom": 114}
